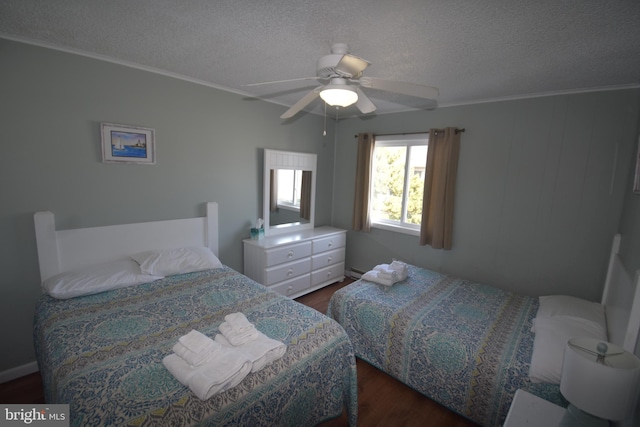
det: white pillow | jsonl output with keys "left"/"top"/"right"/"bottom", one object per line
{"left": 529, "top": 315, "right": 607, "bottom": 384}
{"left": 42, "top": 259, "right": 163, "bottom": 299}
{"left": 536, "top": 295, "right": 605, "bottom": 328}
{"left": 131, "top": 246, "right": 222, "bottom": 276}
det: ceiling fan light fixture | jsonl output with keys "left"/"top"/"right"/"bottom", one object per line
{"left": 275, "top": 43, "right": 438, "bottom": 119}
{"left": 320, "top": 86, "right": 358, "bottom": 107}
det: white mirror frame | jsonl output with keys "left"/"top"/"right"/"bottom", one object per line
{"left": 263, "top": 149, "right": 317, "bottom": 236}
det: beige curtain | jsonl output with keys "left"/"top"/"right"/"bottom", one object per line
{"left": 300, "top": 170, "right": 312, "bottom": 220}
{"left": 419, "top": 127, "right": 461, "bottom": 249}
{"left": 352, "top": 133, "right": 375, "bottom": 232}
{"left": 269, "top": 169, "right": 278, "bottom": 212}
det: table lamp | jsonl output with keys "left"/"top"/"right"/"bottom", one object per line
{"left": 559, "top": 337, "right": 640, "bottom": 426}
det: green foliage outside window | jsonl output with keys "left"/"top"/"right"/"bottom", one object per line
{"left": 372, "top": 145, "right": 425, "bottom": 225}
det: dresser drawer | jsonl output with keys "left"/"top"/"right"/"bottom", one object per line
{"left": 312, "top": 247, "right": 345, "bottom": 270}
{"left": 270, "top": 274, "right": 311, "bottom": 297}
{"left": 264, "top": 241, "right": 312, "bottom": 267}
{"left": 265, "top": 258, "right": 312, "bottom": 286}
{"left": 312, "top": 233, "right": 346, "bottom": 254}
{"left": 311, "top": 262, "right": 345, "bottom": 287}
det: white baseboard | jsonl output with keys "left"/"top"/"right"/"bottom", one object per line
{"left": 0, "top": 361, "right": 39, "bottom": 383}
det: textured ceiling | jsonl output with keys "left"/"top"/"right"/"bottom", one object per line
{"left": 1, "top": 0, "right": 639, "bottom": 118}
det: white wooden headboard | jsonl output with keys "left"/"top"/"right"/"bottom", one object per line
{"left": 34, "top": 202, "right": 219, "bottom": 282}
{"left": 601, "top": 234, "right": 640, "bottom": 356}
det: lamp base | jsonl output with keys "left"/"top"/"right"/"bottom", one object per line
{"left": 559, "top": 404, "right": 609, "bottom": 427}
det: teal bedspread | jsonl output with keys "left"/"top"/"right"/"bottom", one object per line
{"left": 327, "top": 264, "right": 563, "bottom": 427}
{"left": 34, "top": 267, "right": 357, "bottom": 426}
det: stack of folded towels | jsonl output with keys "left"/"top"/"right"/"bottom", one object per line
{"left": 362, "top": 260, "right": 408, "bottom": 286}
{"left": 162, "top": 312, "right": 287, "bottom": 400}
{"left": 215, "top": 313, "right": 287, "bottom": 373}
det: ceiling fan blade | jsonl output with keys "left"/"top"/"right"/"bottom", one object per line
{"left": 354, "top": 87, "right": 377, "bottom": 114}
{"left": 280, "top": 87, "right": 323, "bottom": 119}
{"left": 244, "top": 77, "right": 320, "bottom": 87}
{"left": 335, "top": 54, "right": 370, "bottom": 78}
{"left": 358, "top": 77, "right": 439, "bottom": 99}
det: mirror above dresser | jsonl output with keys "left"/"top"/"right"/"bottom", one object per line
{"left": 263, "top": 149, "right": 316, "bottom": 236}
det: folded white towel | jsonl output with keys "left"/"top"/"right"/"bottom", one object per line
{"left": 375, "top": 261, "right": 408, "bottom": 281}
{"left": 219, "top": 322, "right": 259, "bottom": 345}
{"left": 218, "top": 312, "right": 259, "bottom": 346}
{"left": 178, "top": 330, "right": 217, "bottom": 354}
{"left": 162, "top": 353, "right": 195, "bottom": 386}
{"left": 215, "top": 332, "right": 287, "bottom": 373}
{"left": 375, "top": 267, "right": 400, "bottom": 281}
{"left": 224, "top": 312, "right": 255, "bottom": 333}
{"left": 162, "top": 351, "right": 252, "bottom": 400}
{"left": 390, "top": 260, "right": 408, "bottom": 276}
{"left": 362, "top": 270, "right": 397, "bottom": 286}
{"left": 173, "top": 340, "right": 221, "bottom": 366}
{"left": 189, "top": 355, "right": 252, "bottom": 400}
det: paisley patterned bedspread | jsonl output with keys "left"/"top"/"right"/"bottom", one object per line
{"left": 327, "top": 264, "right": 564, "bottom": 427}
{"left": 34, "top": 266, "right": 357, "bottom": 426}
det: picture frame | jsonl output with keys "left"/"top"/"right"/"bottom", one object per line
{"left": 634, "top": 137, "right": 640, "bottom": 194}
{"left": 101, "top": 123, "right": 156, "bottom": 165}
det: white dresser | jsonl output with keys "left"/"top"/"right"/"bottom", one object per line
{"left": 243, "top": 226, "right": 346, "bottom": 299}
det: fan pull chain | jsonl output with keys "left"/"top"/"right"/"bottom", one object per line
{"left": 323, "top": 102, "right": 327, "bottom": 136}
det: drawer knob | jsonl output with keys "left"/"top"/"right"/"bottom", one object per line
{"left": 327, "top": 256, "right": 333, "bottom": 263}
{"left": 287, "top": 268, "right": 294, "bottom": 277}
{"left": 327, "top": 241, "right": 333, "bottom": 247}
{"left": 287, "top": 285, "right": 293, "bottom": 295}
{"left": 327, "top": 271, "right": 332, "bottom": 277}
{"left": 287, "top": 250, "right": 294, "bottom": 258}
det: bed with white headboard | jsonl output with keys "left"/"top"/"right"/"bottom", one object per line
{"left": 601, "top": 234, "right": 640, "bottom": 427}
{"left": 327, "top": 233, "right": 640, "bottom": 427}
{"left": 602, "top": 234, "right": 640, "bottom": 357}
{"left": 32, "top": 202, "right": 357, "bottom": 426}
{"left": 34, "top": 202, "right": 220, "bottom": 282}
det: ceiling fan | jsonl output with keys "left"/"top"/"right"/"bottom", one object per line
{"left": 246, "top": 43, "right": 439, "bottom": 119}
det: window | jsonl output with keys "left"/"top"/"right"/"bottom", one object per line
{"left": 370, "top": 134, "right": 428, "bottom": 235}
{"left": 276, "top": 169, "right": 302, "bottom": 210}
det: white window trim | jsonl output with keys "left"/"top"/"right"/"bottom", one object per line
{"left": 373, "top": 220, "right": 421, "bottom": 236}
{"left": 370, "top": 133, "right": 428, "bottom": 236}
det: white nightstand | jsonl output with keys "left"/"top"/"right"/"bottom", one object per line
{"left": 503, "top": 389, "right": 566, "bottom": 427}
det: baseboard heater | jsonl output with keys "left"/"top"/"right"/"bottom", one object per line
{"left": 350, "top": 268, "right": 366, "bottom": 279}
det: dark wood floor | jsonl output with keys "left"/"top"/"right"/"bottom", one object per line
{"left": 0, "top": 278, "right": 478, "bottom": 426}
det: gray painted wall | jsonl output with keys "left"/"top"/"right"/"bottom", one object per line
{"left": 332, "top": 90, "right": 640, "bottom": 301}
{"left": 0, "top": 39, "right": 335, "bottom": 372}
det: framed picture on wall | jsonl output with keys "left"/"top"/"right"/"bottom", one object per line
{"left": 634, "top": 137, "right": 640, "bottom": 194}
{"left": 101, "top": 123, "right": 156, "bottom": 165}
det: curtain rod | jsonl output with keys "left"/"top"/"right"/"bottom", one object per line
{"left": 354, "top": 128, "right": 465, "bottom": 138}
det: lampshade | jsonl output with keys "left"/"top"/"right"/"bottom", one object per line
{"left": 560, "top": 337, "right": 640, "bottom": 423}
{"left": 319, "top": 79, "right": 358, "bottom": 107}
